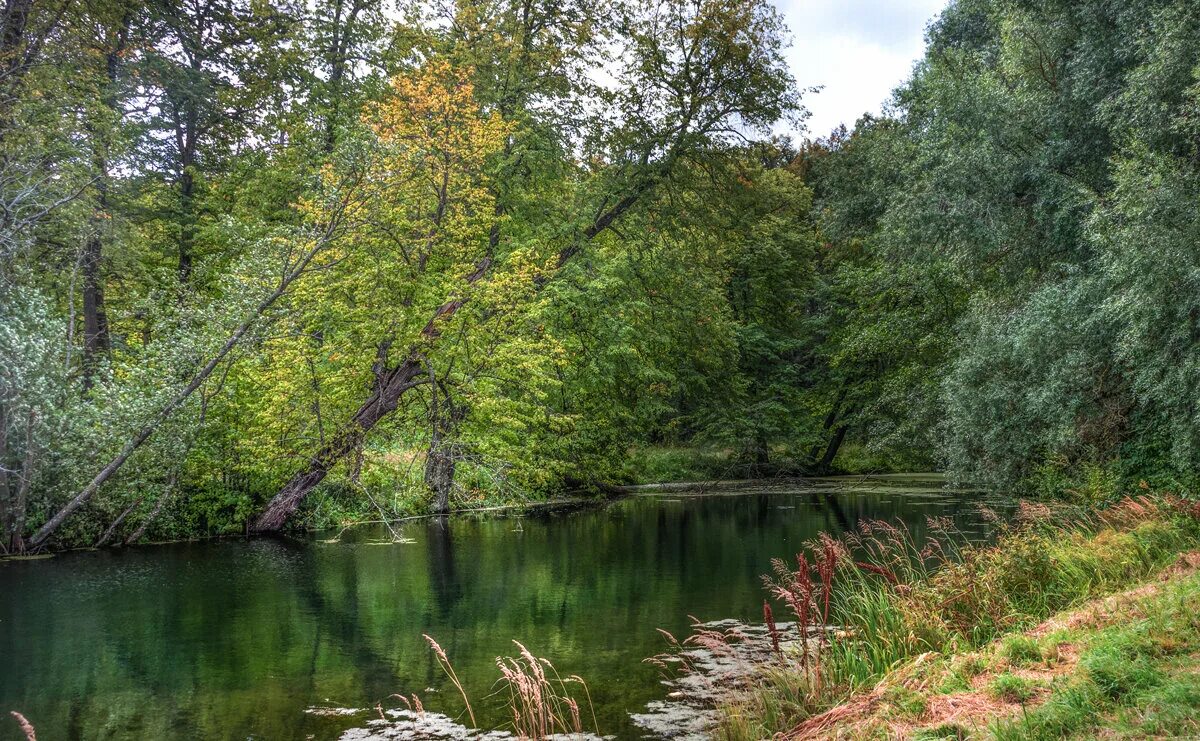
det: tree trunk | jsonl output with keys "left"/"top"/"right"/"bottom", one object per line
{"left": 81, "top": 16, "right": 128, "bottom": 385}
{"left": 808, "top": 387, "right": 847, "bottom": 464}
{"left": 178, "top": 166, "right": 195, "bottom": 283}
{"left": 424, "top": 387, "right": 464, "bottom": 516}
{"left": 81, "top": 228, "right": 109, "bottom": 383}
{"left": 251, "top": 358, "right": 426, "bottom": 531}
{"left": 0, "top": 402, "right": 10, "bottom": 551}
{"left": 425, "top": 443, "right": 455, "bottom": 515}
{"left": 817, "top": 425, "right": 848, "bottom": 473}
{"left": 0, "top": 0, "right": 36, "bottom": 139}
{"left": 28, "top": 205, "right": 353, "bottom": 548}
{"left": 8, "top": 408, "right": 34, "bottom": 553}
{"left": 752, "top": 435, "right": 769, "bottom": 467}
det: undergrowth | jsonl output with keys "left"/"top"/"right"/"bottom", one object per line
{"left": 675, "top": 493, "right": 1200, "bottom": 740}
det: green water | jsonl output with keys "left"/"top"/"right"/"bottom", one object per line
{"left": 0, "top": 478, "right": 997, "bottom": 739}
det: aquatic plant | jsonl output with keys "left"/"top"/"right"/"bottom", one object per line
{"left": 420, "top": 634, "right": 596, "bottom": 739}
{"left": 9, "top": 712, "right": 35, "bottom": 741}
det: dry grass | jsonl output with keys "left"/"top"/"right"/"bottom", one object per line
{"left": 424, "top": 633, "right": 477, "bottom": 728}
{"left": 496, "top": 641, "right": 596, "bottom": 738}
{"left": 420, "top": 634, "right": 596, "bottom": 739}
{"left": 780, "top": 548, "right": 1200, "bottom": 739}
{"left": 9, "top": 712, "right": 35, "bottom": 741}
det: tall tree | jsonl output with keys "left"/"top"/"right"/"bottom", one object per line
{"left": 250, "top": 0, "right": 801, "bottom": 530}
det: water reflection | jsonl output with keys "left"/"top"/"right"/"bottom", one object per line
{"left": 0, "top": 477, "right": 1000, "bottom": 739}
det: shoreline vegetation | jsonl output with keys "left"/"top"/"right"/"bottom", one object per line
{"left": 0, "top": 470, "right": 949, "bottom": 558}
{"left": 656, "top": 492, "right": 1200, "bottom": 740}
{"left": 8, "top": 0, "right": 1200, "bottom": 559}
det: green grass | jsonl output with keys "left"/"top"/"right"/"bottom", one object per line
{"left": 712, "top": 495, "right": 1200, "bottom": 740}
{"left": 833, "top": 442, "right": 935, "bottom": 476}
{"left": 998, "top": 635, "right": 1043, "bottom": 666}
{"left": 620, "top": 444, "right": 738, "bottom": 483}
{"left": 988, "top": 673, "right": 1038, "bottom": 703}
{"left": 993, "top": 570, "right": 1200, "bottom": 739}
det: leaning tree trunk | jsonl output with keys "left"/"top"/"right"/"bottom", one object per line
{"left": 817, "top": 424, "right": 849, "bottom": 474}
{"left": 251, "top": 358, "right": 426, "bottom": 531}
{"left": 249, "top": 162, "right": 674, "bottom": 531}
{"left": 27, "top": 202, "right": 355, "bottom": 549}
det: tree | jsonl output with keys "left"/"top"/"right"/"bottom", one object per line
{"left": 250, "top": 0, "right": 802, "bottom": 530}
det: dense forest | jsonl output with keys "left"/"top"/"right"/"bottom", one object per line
{"left": 2, "top": 0, "right": 1199, "bottom": 553}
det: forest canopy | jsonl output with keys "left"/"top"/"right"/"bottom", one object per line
{"left": 2, "top": 0, "right": 1200, "bottom": 552}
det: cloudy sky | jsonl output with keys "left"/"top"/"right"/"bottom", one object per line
{"left": 772, "top": 0, "right": 949, "bottom": 138}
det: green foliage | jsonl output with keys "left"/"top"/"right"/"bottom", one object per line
{"left": 0, "top": 0, "right": 815, "bottom": 549}
{"left": 806, "top": 0, "right": 1200, "bottom": 493}
{"left": 621, "top": 445, "right": 735, "bottom": 484}
{"left": 999, "top": 635, "right": 1043, "bottom": 667}
{"left": 994, "top": 569, "right": 1200, "bottom": 739}
{"left": 7, "top": 0, "right": 1200, "bottom": 549}
{"left": 988, "top": 673, "right": 1037, "bottom": 703}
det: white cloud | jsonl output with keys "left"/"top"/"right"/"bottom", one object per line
{"left": 772, "top": 0, "right": 948, "bottom": 138}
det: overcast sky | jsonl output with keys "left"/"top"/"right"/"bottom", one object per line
{"left": 773, "top": 0, "right": 949, "bottom": 138}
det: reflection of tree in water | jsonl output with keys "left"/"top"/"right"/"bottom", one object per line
{"left": 426, "top": 516, "right": 462, "bottom": 617}
{"left": 813, "top": 491, "right": 852, "bottom": 532}
{"left": 278, "top": 539, "right": 399, "bottom": 696}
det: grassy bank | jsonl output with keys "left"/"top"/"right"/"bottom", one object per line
{"left": 690, "top": 494, "right": 1200, "bottom": 739}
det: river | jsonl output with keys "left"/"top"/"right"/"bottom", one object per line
{"left": 0, "top": 475, "right": 998, "bottom": 739}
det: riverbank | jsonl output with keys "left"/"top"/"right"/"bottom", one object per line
{"left": 784, "top": 551, "right": 1200, "bottom": 739}
{"left": 694, "top": 494, "right": 1200, "bottom": 739}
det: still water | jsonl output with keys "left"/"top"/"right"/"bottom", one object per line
{"left": 0, "top": 476, "right": 998, "bottom": 740}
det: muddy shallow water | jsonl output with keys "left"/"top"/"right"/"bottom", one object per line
{"left": 0, "top": 475, "right": 1000, "bottom": 739}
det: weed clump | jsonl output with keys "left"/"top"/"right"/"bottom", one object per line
{"left": 999, "top": 635, "right": 1043, "bottom": 666}
{"left": 680, "top": 494, "right": 1200, "bottom": 740}
{"left": 988, "top": 673, "right": 1037, "bottom": 703}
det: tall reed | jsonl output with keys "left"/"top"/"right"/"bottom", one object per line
{"left": 666, "top": 494, "right": 1200, "bottom": 740}
{"left": 9, "top": 712, "right": 35, "bottom": 741}
{"left": 421, "top": 634, "right": 597, "bottom": 739}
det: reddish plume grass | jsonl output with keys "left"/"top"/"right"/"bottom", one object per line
{"left": 853, "top": 560, "right": 899, "bottom": 585}
{"left": 763, "top": 600, "right": 781, "bottom": 657}
{"left": 763, "top": 533, "right": 841, "bottom": 691}
{"left": 9, "top": 712, "right": 35, "bottom": 741}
